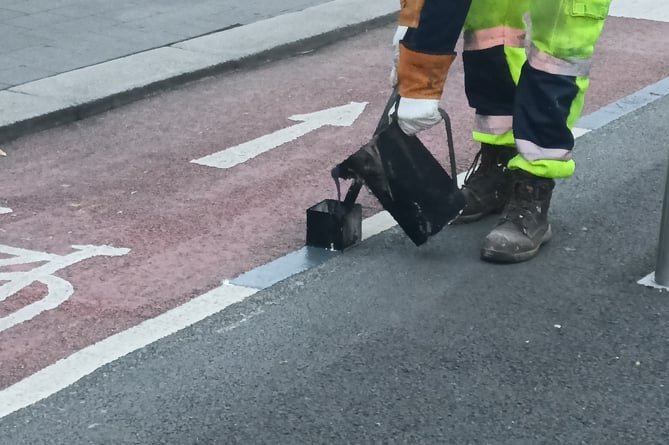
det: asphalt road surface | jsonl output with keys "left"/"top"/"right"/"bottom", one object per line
{"left": 1, "top": 3, "right": 669, "bottom": 444}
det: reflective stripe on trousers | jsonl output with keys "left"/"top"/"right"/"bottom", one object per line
{"left": 463, "top": 0, "right": 612, "bottom": 178}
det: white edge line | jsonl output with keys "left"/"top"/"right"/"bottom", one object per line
{"left": 361, "top": 211, "right": 395, "bottom": 240}
{"left": 0, "top": 282, "right": 257, "bottom": 419}
{"left": 0, "top": 207, "right": 12, "bottom": 215}
{"left": 572, "top": 127, "right": 591, "bottom": 139}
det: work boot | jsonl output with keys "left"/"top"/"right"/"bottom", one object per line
{"left": 453, "top": 143, "right": 516, "bottom": 223}
{"left": 480, "top": 169, "right": 555, "bottom": 263}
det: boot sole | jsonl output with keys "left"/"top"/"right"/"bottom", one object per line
{"left": 480, "top": 225, "right": 553, "bottom": 263}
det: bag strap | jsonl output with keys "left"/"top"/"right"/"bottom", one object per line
{"left": 332, "top": 91, "right": 459, "bottom": 202}
{"left": 332, "top": 88, "right": 400, "bottom": 204}
{"left": 377, "top": 89, "right": 459, "bottom": 189}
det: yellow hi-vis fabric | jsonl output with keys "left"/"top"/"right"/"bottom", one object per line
{"left": 464, "top": 0, "right": 611, "bottom": 178}
{"left": 531, "top": 0, "right": 611, "bottom": 60}
{"left": 464, "top": 0, "right": 528, "bottom": 39}
{"left": 508, "top": 155, "right": 576, "bottom": 179}
{"left": 464, "top": 0, "right": 528, "bottom": 147}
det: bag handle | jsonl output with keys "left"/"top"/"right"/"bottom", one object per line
{"left": 438, "top": 108, "right": 459, "bottom": 189}
{"left": 332, "top": 88, "right": 399, "bottom": 204}
{"left": 377, "top": 88, "right": 459, "bottom": 189}
{"left": 332, "top": 90, "right": 460, "bottom": 202}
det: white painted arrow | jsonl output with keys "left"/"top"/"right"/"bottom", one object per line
{"left": 0, "top": 207, "right": 11, "bottom": 215}
{"left": 191, "top": 101, "right": 368, "bottom": 169}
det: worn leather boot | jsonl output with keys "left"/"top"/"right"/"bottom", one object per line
{"left": 480, "top": 169, "right": 555, "bottom": 263}
{"left": 453, "top": 144, "right": 516, "bottom": 223}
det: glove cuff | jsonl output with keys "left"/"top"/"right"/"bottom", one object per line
{"left": 398, "top": 44, "right": 455, "bottom": 100}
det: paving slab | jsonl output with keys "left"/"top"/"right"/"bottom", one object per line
{"left": 0, "top": 0, "right": 336, "bottom": 87}
{"left": 0, "top": 0, "right": 398, "bottom": 144}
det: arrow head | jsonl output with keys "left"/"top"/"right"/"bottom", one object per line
{"left": 289, "top": 102, "right": 368, "bottom": 127}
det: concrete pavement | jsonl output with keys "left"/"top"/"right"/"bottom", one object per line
{"left": 0, "top": 0, "right": 334, "bottom": 90}
{"left": 0, "top": 0, "right": 398, "bottom": 144}
{"left": 0, "top": 0, "right": 665, "bottom": 145}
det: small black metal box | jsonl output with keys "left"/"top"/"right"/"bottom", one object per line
{"left": 306, "top": 199, "right": 362, "bottom": 251}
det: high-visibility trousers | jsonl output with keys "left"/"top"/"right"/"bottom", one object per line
{"left": 463, "top": 0, "right": 612, "bottom": 178}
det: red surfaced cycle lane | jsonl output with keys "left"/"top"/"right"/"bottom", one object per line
{"left": 0, "top": 18, "right": 668, "bottom": 391}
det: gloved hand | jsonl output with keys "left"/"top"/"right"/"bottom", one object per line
{"left": 389, "top": 25, "right": 443, "bottom": 135}
{"left": 394, "top": 97, "right": 442, "bottom": 135}
{"left": 390, "top": 26, "right": 408, "bottom": 87}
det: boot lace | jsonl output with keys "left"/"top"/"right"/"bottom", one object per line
{"left": 462, "top": 149, "right": 483, "bottom": 186}
{"left": 462, "top": 147, "right": 512, "bottom": 188}
{"left": 499, "top": 182, "right": 544, "bottom": 235}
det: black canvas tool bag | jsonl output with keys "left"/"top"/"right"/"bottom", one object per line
{"left": 331, "top": 93, "right": 465, "bottom": 246}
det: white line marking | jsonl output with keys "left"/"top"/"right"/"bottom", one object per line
{"left": 0, "top": 275, "right": 73, "bottom": 333}
{"left": 638, "top": 272, "right": 669, "bottom": 290}
{"left": 0, "top": 244, "right": 130, "bottom": 333}
{"left": 572, "top": 127, "right": 591, "bottom": 139}
{"left": 0, "top": 282, "right": 257, "bottom": 419}
{"left": 609, "top": 0, "right": 669, "bottom": 22}
{"left": 361, "top": 211, "right": 395, "bottom": 240}
{"left": 192, "top": 102, "right": 368, "bottom": 169}
{"left": 0, "top": 207, "right": 12, "bottom": 215}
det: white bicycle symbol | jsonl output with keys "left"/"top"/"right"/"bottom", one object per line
{"left": 0, "top": 244, "right": 130, "bottom": 333}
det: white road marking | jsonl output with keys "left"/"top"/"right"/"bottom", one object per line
{"left": 0, "top": 282, "right": 257, "bottom": 419}
{"left": 0, "top": 207, "right": 12, "bottom": 215}
{"left": 0, "top": 244, "right": 130, "bottom": 333}
{"left": 192, "top": 102, "right": 368, "bottom": 169}
{"left": 609, "top": 0, "right": 669, "bottom": 22}
{"left": 571, "top": 127, "right": 591, "bottom": 139}
{"left": 638, "top": 272, "right": 669, "bottom": 290}
{"left": 362, "top": 211, "right": 395, "bottom": 240}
